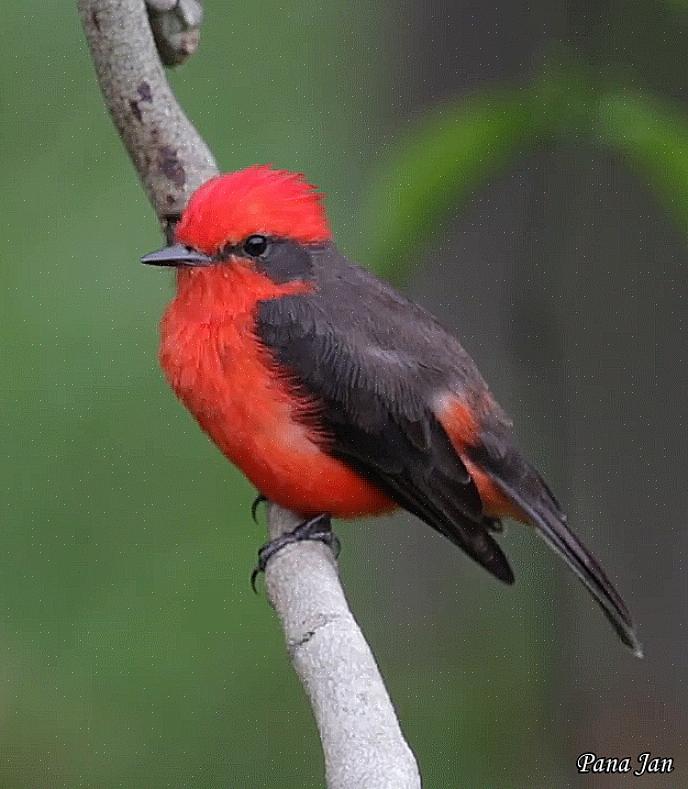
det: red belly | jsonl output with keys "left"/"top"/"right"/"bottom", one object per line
{"left": 159, "top": 267, "right": 395, "bottom": 518}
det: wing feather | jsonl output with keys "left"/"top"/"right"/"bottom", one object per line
{"left": 256, "top": 279, "right": 513, "bottom": 584}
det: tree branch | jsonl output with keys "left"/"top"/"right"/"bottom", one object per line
{"left": 78, "top": 3, "right": 421, "bottom": 786}
{"left": 78, "top": 0, "right": 216, "bottom": 238}
{"left": 265, "top": 505, "right": 421, "bottom": 788}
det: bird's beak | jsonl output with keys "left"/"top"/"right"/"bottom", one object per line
{"left": 140, "top": 243, "right": 213, "bottom": 267}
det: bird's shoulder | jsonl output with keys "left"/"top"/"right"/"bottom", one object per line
{"left": 256, "top": 243, "right": 489, "bottom": 400}
{"left": 254, "top": 244, "right": 520, "bottom": 581}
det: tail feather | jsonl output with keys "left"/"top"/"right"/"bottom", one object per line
{"left": 490, "top": 466, "right": 642, "bottom": 658}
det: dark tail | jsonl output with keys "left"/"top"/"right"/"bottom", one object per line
{"left": 488, "top": 459, "right": 642, "bottom": 657}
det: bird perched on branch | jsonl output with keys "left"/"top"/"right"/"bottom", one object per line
{"left": 142, "top": 165, "right": 641, "bottom": 656}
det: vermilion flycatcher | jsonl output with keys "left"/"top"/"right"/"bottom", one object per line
{"left": 142, "top": 165, "right": 641, "bottom": 656}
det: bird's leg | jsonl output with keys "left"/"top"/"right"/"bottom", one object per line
{"left": 250, "top": 513, "right": 340, "bottom": 592}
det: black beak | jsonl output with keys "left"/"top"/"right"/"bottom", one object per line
{"left": 141, "top": 243, "right": 213, "bottom": 267}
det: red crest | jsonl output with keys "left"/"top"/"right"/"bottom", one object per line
{"left": 176, "top": 165, "right": 331, "bottom": 253}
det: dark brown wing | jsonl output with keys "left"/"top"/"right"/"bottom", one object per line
{"left": 255, "top": 263, "right": 514, "bottom": 584}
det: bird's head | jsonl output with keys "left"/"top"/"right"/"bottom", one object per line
{"left": 141, "top": 165, "right": 331, "bottom": 282}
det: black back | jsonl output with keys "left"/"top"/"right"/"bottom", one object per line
{"left": 256, "top": 244, "right": 514, "bottom": 583}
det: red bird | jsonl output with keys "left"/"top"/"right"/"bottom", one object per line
{"left": 142, "top": 165, "right": 641, "bottom": 656}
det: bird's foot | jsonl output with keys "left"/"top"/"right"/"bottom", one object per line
{"left": 250, "top": 513, "right": 340, "bottom": 592}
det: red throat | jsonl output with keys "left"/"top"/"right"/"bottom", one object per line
{"left": 175, "top": 165, "right": 331, "bottom": 253}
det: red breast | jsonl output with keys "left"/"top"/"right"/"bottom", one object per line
{"left": 160, "top": 263, "right": 395, "bottom": 517}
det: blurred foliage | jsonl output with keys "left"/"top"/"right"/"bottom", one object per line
{"left": 598, "top": 90, "right": 688, "bottom": 236}
{"left": 363, "top": 63, "right": 688, "bottom": 276}
{"left": 361, "top": 91, "right": 542, "bottom": 279}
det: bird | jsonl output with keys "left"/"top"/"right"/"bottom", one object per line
{"left": 141, "top": 164, "right": 641, "bottom": 656}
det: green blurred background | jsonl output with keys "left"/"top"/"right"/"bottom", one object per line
{"left": 2, "top": 1, "right": 687, "bottom": 786}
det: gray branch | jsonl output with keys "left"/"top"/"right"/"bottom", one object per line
{"left": 77, "top": 3, "right": 421, "bottom": 786}
{"left": 265, "top": 505, "right": 421, "bottom": 788}
{"left": 78, "top": 0, "right": 216, "bottom": 238}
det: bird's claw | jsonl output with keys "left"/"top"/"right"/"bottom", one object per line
{"left": 485, "top": 517, "right": 504, "bottom": 533}
{"left": 251, "top": 494, "right": 268, "bottom": 524}
{"left": 250, "top": 513, "right": 340, "bottom": 592}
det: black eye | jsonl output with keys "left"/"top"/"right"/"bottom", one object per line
{"left": 243, "top": 235, "right": 268, "bottom": 257}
